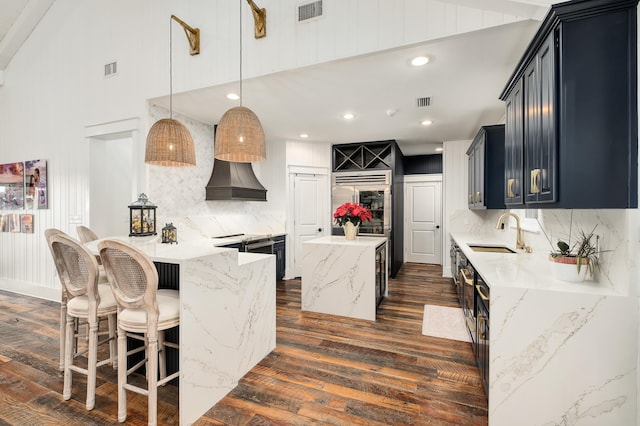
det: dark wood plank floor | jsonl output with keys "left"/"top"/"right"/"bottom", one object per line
{"left": 0, "top": 263, "right": 487, "bottom": 425}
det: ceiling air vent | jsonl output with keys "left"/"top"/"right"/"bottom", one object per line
{"left": 104, "top": 61, "right": 117, "bottom": 77}
{"left": 416, "top": 97, "right": 431, "bottom": 107}
{"left": 298, "top": 1, "right": 323, "bottom": 22}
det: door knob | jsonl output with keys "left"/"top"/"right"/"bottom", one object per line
{"left": 317, "top": 228, "right": 323, "bottom": 232}
{"left": 436, "top": 225, "right": 440, "bottom": 229}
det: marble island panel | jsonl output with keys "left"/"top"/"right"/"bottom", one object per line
{"left": 449, "top": 232, "right": 637, "bottom": 425}
{"left": 86, "top": 236, "right": 276, "bottom": 425}
{"left": 302, "top": 236, "right": 387, "bottom": 321}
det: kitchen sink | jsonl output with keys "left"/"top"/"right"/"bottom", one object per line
{"left": 468, "top": 245, "right": 516, "bottom": 254}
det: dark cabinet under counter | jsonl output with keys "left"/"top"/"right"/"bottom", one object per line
{"left": 218, "top": 235, "right": 286, "bottom": 281}
{"left": 273, "top": 235, "right": 286, "bottom": 281}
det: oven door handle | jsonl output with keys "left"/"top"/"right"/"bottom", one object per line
{"left": 244, "top": 240, "right": 275, "bottom": 251}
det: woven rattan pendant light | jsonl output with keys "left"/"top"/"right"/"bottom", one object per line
{"left": 214, "top": 0, "right": 266, "bottom": 163}
{"left": 145, "top": 16, "right": 198, "bottom": 167}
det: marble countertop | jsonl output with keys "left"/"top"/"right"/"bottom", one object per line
{"left": 86, "top": 236, "right": 270, "bottom": 265}
{"left": 304, "top": 235, "right": 387, "bottom": 247}
{"left": 450, "top": 232, "right": 619, "bottom": 296}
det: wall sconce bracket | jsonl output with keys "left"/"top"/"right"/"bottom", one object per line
{"left": 246, "top": 0, "right": 266, "bottom": 39}
{"left": 171, "top": 15, "right": 200, "bottom": 55}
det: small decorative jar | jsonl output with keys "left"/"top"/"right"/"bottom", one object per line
{"left": 162, "top": 223, "right": 178, "bottom": 244}
{"left": 128, "top": 193, "right": 157, "bottom": 237}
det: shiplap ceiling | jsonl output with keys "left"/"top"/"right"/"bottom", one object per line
{"left": 1, "top": 0, "right": 559, "bottom": 155}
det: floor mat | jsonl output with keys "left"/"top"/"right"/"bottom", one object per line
{"left": 421, "top": 305, "right": 471, "bottom": 342}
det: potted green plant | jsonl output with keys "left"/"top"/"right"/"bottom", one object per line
{"left": 548, "top": 226, "right": 602, "bottom": 282}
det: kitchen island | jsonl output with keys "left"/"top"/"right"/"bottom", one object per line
{"left": 302, "top": 236, "right": 387, "bottom": 321}
{"left": 87, "top": 237, "right": 275, "bottom": 426}
{"left": 450, "top": 232, "right": 636, "bottom": 426}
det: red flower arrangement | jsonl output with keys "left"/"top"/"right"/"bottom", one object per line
{"left": 333, "top": 202, "right": 372, "bottom": 227}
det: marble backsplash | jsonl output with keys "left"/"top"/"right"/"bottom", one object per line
{"left": 449, "top": 208, "right": 632, "bottom": 295}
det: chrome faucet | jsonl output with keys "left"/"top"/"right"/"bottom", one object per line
{"left": 496, "top": 212, "right": 526, "bottom": 251}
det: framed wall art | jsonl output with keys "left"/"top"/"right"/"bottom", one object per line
{"left": 0, "top": 162, "right": 24, "bottom": 210}
{"left": 20, "top": 214, "right": 33, "bottom": 233}
{"left": 8, "top": 214, "right": 19, "bottom": 232}
{"left": 24, "top": 159, "right": 47, "bottom": 209}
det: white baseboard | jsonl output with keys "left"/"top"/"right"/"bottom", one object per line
{"left": 0, "top": 279, "right": 59, "bottom": 302}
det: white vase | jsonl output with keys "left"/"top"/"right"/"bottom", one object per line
{"left": 549, "top": 255, "right": 589, "bottom": 283}
{"left": 343, "top": 222, "right": 359, "bottom": 240}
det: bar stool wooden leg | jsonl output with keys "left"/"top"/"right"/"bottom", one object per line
{"left": 147, "top": 335, "right": 159, "bottom": 426}
{"left": 86, "top": 320, "right": 99, "bottom": 410}
{"left": 62, "top": 314, "right": 75, "bottom": 401}
{"left": 117, "top": 326, "right": 128, "bottom": 423}
{"left": 158, "top": 331, "right": 167, "bottom": 383}
{"left": 59, "top": 300, "right": 66, "bottom": 371}
{"left": 108, "top": 314, "right": 117, "bottom": 369}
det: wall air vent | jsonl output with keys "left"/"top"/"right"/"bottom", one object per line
{"left": 104, "top": 62, "right": 117, "bottom": 77}
{"left": 298, "top": 1, "right": 323, "bottom": 22}
{"left": 416, "top": 97, "right": 431, "bottom": 107}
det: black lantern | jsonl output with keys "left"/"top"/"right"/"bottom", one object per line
{"left": 162, "top": 223, "right": 178, "bottom": 244}
{"left": 128, "top": 193, "right": 157, "bottom": 237}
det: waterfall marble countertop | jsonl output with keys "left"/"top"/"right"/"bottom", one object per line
{"left": 301, "top": 235, "right": 388, "bottom": 321}
{"left": 85, "top": 235, "right": 276, "bottom": 425}
{"left": 450, "top": 232, "right": 636, "bottom": 425}
{"left": 450, "top": 231, "right": 619, "bottom": 296}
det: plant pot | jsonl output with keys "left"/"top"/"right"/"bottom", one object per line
{"left": 548, "top": 254, "right": 589, "bottom": 283}
{"left": 343, "top": 222, "right": 359, "bottom": 240}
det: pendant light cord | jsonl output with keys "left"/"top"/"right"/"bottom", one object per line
{"left": 239, "top": 0, "right": 243, "bottom": 107}
{"left": 169, "top": 16, "right": 174, "bottom": 119}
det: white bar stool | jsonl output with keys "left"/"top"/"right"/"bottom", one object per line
{"left": 98, "top": 239, "right": 179, "bottom": 426}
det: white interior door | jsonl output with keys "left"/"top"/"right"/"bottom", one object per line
{"left": 293, "top": 173, "right": 327, "bottom": 277}
{"left": 90, "top": 137, "right": 133, "bottom": 237}
{"left": 405, "top": 179, "right": 442, "bottom": 264}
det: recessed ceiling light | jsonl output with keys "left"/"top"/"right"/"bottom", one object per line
{"left": 343, "top": 113, "right": 355, "bottom": 120}
{"left": 300, "top": 133, "right": 309, "bottom": 138}
{"left": 435, "top": 147, "right": 443, "bottom": 152}
{"left": 411, "top": 56, "right": 430, "bottom": 66}
{"left": 226, "top": 93, "right": 240, "bottom": 100}
{"left": 421, "top": 120, "right": 433, "bottom": 126}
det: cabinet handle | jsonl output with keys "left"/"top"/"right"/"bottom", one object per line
{"left": 476, "top": 284, "right": 489, "bottom": 301}
{"left": 476, "top": 191, "right": 481, "bottom": 203}
{"left": 507, "top": 178, "right": 516, "bottom": 198}
{"left": 478, "top": 315, "right": 486, "bottom": 339}
{"left": 468, "top": 194, "right": 473, "bottom": 204}
{"left": 460, "top": 269, "right": 474, "bottom": 286}
{"left": 531, "top": 169, "right": 541, "bottom": 194}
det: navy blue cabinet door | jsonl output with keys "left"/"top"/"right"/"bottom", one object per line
{"left": 504, "top": 79, "right": 524, "bottom": 206}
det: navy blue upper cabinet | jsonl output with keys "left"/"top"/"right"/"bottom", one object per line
{"left": 467, "top": 125, "right": 506, "bottom": 210}
{"left": 500, "top": 0, "right": 638, "bottom": 208}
